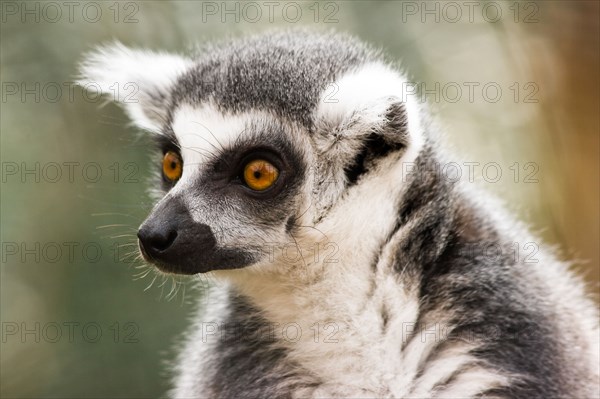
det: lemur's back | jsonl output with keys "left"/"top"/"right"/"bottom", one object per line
{"left": 79, "top": 30, "right": 599, "bottom": 398}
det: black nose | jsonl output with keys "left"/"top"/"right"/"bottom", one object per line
{"left": 137, "top": 197, "right": 189, "bottom": 260}
{"left": 138, "top": 225, "right": 178, "bottom": 255}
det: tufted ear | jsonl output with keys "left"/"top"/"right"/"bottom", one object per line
{"left": 314, "top": 84, "right": 415, "bottom": 187}
{"left": 77, "top": 42, "right": 192, "bottom": 133}
{"left": 310, "top": 62, "right": 427, "bottom": 224}
{"left": 334, "top": 97, "right": 409, "bottom": 184}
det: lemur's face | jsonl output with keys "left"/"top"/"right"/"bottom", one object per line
{"left": 137, "top": 107, "right": 310, "bottom": 274}
{"left": 79, "top": 31, "right": 420, "bottom": 275}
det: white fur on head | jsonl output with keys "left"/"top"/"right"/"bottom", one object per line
{"left": 77, "top": 42, "right": 192, "bottom": 133}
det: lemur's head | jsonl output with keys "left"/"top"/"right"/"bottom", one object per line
{"left": 79, "top": 30, "right": 424, "bottom": 276}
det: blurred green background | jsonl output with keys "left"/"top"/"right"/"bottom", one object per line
{"left": 1, "top": 1, "right": 598, "bottom": 397}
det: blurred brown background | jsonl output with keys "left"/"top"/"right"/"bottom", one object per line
{"left": 1, "top": 1, "right": 598, "bottom": 398}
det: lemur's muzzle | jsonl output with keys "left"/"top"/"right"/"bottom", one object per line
{"left": 137, "top": 196, "right": 252, "bottom": 274}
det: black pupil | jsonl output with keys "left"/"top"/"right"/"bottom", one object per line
{"left": 170, "top": 161, "right": 177, "bottom": 170}
{"left": 253, "top": 170, "right": 261, "bottom": 179}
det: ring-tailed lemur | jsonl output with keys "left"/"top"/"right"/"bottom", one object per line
{"left": 78, "top": 30, "right": 599, "bottom": 398}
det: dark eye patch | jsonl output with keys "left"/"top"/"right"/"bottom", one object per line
{"left": 199, "top": 126, "right": 305, "bottom": 202}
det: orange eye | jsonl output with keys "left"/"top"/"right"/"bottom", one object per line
{"left": 243, "top": 159, "right": 279, "bottom": 191}
{"left": 162, "top": 151, "right": 183, "bottom": 182}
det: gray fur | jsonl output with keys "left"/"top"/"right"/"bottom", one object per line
{"left": 169, "top": 29, "right": 379, "bottom": 128}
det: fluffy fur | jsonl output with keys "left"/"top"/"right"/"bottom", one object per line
{"left": 79, "top": 30, "right": 599, "bottom": 398}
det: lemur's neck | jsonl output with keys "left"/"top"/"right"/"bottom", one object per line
{"left": 213, "top": 148, "right": 468, "bottom": 394}
{"left": 218, "top": 153, "right": 439, "bottom": 371}
{"left": 217, "top": 168, "right": 436, "bottom": 395}
{"left": 226, "top": 145, "right": 444, "bottom": 317}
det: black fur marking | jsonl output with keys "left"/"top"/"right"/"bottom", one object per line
{"left": 384, "top": 101, "right": 409, "bottom": 134}
{"left": 381, "top": 304, "right": 390, "bottom": 332}
{"left": 344, "top": 133, "right": 400, "bottom": 185}
{"left": 209, "top": 292, "right": 318, "bottom": 398}
{"left": 285, "top": 216, "right": 295, "bottom": 234}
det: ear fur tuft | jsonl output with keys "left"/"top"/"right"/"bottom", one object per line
{"left": 77, "top": 42, "right": 192, "bottom": 133}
